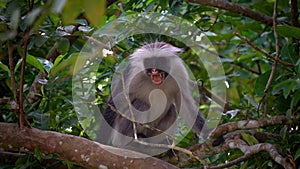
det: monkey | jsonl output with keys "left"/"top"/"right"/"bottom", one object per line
{"left": 97, "top": 42, "right": 211, "bottom": 154}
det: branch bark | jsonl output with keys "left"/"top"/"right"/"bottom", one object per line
{"left": 187, "top": 130, "right": 295, "bottom": 169}
{"left": 0, "top": 123, "right": 178, "bottom": 169}
{"left": 223, "top": 139, "right": 294, "bottom": 169}
{"left": 209, "top": 115, "right": 292, "bottom": 138}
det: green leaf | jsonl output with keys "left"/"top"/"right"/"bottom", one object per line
{"left": 83, "top": 0, "right": 106, "bottom": 27}
{"left": 26, "top": 54, "right": 45, "bottom": 73}
{"left": 255, "top": 70, "right": 271, "bottom": 96}
{"left": 237, "top": 53, "right": 256, "bottom": 62}
{"left": 280, "top": 125, "right": 288, "bottom": 139}
{"left": 272, "top": 79, "right": 297, "bottom": 98}
{"left": 37, "top": 58, "right": 53, "bottom": 74}
{"left": 0, "top": 61, "right": 10, "bottom": 74}
{"left": 104, "top": 54, "right": 116, "bottom": 66}
{"left": 49, "top": 53, "right": 81, "bottom": 78}
{"left": 240, "top": 132, "right": 259, "bottom": 146}
{"left": 53, "top": 54, "right": 66, "bottom": 68}
{"left": 0, "top": 0, "right": 6, "bottom": 8}
{"left": 33, "top": 35, "right": 48, "bottom": 47}
{"left": 34, "top": 147, "right": 42, "bottom": 161}
{"left": 280, "top": 44, "right": 298, "bottom": 64}
{"left": 295, "top": 148, "right": 300, "bottom": 160}
{"left": 48, "top": 12, "right": 60, "bottom": 26}
{"left": 277, "top": 25, "right": 300, "bottom": 39}
{"left": 61, "top": 0, "right": 83, "bottom": 25}
{"left": 291, "top": 88, "right": 300, "bottom": 109}
{"left": 14, "top": 59, "right": 22, "bottom": 72}
{"left": 57, "top": 38, "right": 70, "bottom": 54}
{"left": 10, "top": 8, "right": 20, "bottom": 30}
{"left": 159, "top": 0, "right": 169, "bottom": 9}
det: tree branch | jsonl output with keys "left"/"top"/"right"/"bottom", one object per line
{"left": 264, "top": 0, "right": 279, "bottom": 93}
{"left": 224, "top": 139, "right": 294, "bottom": 169}
{"left": 186, "top": 0, "right": 273, "bottom": 25}
{"left": 187, "top": 130, "right": 295, "bottom": 169}
{"left": 198, "top": 83, "right": 231, "bottom": 112}
{"left": 0, "top": 123, "right": 178, "bottom": 169}
{"left": 7, "top": 40, "right": 18, "bottom": 103}
{"left": 209, "top": 115, "right": 293, "bottom": 139}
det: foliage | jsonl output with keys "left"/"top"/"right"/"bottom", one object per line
{"left": 0, "top": 0, "right": 299, "bottom": 168}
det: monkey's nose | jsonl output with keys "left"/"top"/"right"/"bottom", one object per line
{"left": 151, "top": 69, "right": 159, "bottom": 74}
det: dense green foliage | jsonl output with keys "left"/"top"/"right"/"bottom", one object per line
{"left": 0, "top": 0, "right": 299, "bottom": 168}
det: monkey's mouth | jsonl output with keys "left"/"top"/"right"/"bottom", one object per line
{"left": 146, "top": 68, "right": 167, "bottom": 85}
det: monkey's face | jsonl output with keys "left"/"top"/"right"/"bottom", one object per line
{"left": 142, "top": 56, "right": 171, "bottom": 85}
{"left": 145, "top": 68, "right": 168, "bottom": 85}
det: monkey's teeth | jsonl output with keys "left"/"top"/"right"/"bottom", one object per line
{"left": 151, "top": 74, "right": 163, "bottom": 85}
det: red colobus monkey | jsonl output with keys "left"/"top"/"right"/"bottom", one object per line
{"left": 97, "top": 42, "right": 208, "bottom": 153}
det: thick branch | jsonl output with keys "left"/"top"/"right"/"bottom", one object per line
{"left": 224, "top": 139, "right": 294, "bottom": 169}
{"left": 0, "top": 123, "right": 178, "bottom": 169}
{"left": 209, "top": 115, "right": 292, "bottom": 138}
{"left": 187, "top": 130, "right": 294, "bottom": 169}
{"left": 183, "top": 115, "right": 295, "bottom": 163}
{"left": 186, "top": 0, "right": 273, "bottom": 25}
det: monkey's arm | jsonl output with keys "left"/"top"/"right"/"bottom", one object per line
{"left": 102, "top": 97, "right": 117, "bottom": 126}
{"left": 96, "top": 97, "right": 117, "bottom": 144}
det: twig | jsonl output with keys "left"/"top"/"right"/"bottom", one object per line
{"left": 196, "top": 44, "right": 262, "bottom": 76}
{"left": 7, "top": 40, "right": 18, "bottom": 103}
{"left": 264, "top": 0, "right": 279, "bottom": 93}
{"left": 107, "top": 103, "right": 208, "bottom": 166}
{"left": 256, "top": 60, "right": 262, "bottom": 74}
{"left": 18, "top": 26, "right": 30, "bottom": 128}
{"left": 107, "top": 104, "right": 175, "bottom": 140}
{"left": 134, "top": 139, "right": 208, "bottom": 167}
{"left": 83, "top": 35, "right": 110, "bottom": 50}
{"left": 236, "top": 62, "right": 261, "bottom": 75}
{"left": 233, "top": 32, "right": 294, "bottom": 67}
{"left": 17, "top": 0, "right": 34, "bottom": 128}
{"left": 198, "top": 82, "right": 231, "bottom": 112}
{"left": 119, "top": 70, "right": 139, "bottom": 140}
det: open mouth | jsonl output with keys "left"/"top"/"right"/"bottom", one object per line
{"left": 146, "top": 68, "right": 167, "bottom": 85}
